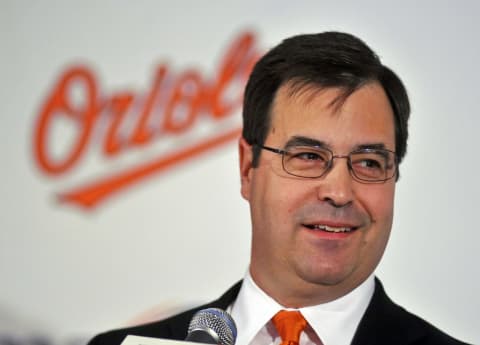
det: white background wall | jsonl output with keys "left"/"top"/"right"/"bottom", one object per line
{"left": 1, "top": 1, "right": 478, "bottom": 344}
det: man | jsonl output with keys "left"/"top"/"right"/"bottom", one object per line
{"left": 88, "top": 32, "right": 469, "bottom": 345}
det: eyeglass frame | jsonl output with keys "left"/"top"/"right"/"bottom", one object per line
{"left": 254, "top": 143, "right": 398, "bottom": 183}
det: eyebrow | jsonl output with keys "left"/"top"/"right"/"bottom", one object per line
{"left": 283, "top": 136, "right": 390, "bottom": 151}
{"left": 357, "top": 143, "right": 395, "bottom": 165}
{"left": 284, "top": 136, "right": 328, "bottom": 149}
{"left": 355, "top": 143, "right": 388, "bottom": 151}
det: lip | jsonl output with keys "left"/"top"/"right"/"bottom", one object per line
{"left": 301, "top": 220, "right": 360, "bottom": 239}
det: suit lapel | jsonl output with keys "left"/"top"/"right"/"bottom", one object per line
{"left": 351, "top": 278, "right": 426, "bottom": 345}
{"left": 165, "top": 281, "right": 243, "bottom": 340}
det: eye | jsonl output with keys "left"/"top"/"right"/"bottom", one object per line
{"left": 293, "top": 151, "right": 324, "bottom": 161}
{"left": 284, "top": 147, "right": 330, "bottom": 175}
{"left": 350, "top": 153, "right": 389, "bottom": 181}
{"left": 357, "top": 158, "right": 382, "bottom": 169}
{"left": 350, "top": 151, "right": 389, "bottom": 171}
{"left": 287, "top": 147, "right": 331, "bottom": 164}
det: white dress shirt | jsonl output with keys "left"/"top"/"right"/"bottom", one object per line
{"left": 229, "top": 270, "right": 375, "bottom": 345}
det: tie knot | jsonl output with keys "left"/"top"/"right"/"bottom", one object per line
{"left": 272, "top": 310, "right": 307, "bottom": 345}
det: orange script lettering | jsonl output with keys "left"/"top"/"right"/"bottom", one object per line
{"left": 33, "top": 31, "right": 260, "bottom": 208}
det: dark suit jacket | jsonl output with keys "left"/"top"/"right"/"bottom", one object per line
{"left": 88, "top": 279, "right": 470, "bottom": 345}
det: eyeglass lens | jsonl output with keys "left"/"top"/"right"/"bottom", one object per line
{"left": 283, "top": 146, "right": 395, "bottom": 181}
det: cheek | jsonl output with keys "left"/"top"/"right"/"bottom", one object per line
{"left": 359, "top": 185, "right": 395, "bottom": 267}
{"left": 360, "top": 183, "right": 395, "bottom": 221}
{"left": 274, "top": 180, "right": 311, "bottom": 217}
{"left": 254, "top": 174, "right": 309, "bottom": 231}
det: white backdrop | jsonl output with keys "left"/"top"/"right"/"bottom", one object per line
{"left": 1, "top": 1, "right": 478, "bottom": 344}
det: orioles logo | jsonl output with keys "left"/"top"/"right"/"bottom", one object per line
{"left": 32, "top": 31, "right": 261, "bottom": 210}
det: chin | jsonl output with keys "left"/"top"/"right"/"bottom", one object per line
{"left": 296, "top": 263, "right": 359, "bottom": 287}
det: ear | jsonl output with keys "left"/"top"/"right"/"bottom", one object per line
{"left": 239, "top": 137, "right": 253, "bottom": 201}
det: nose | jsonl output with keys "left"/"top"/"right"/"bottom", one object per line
{"left": 316, "top": 157, "right": 354, "bottom": 207}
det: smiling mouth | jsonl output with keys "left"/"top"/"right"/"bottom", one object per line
{"left": 303, "top": 224, "right": 358, "bottom": 233}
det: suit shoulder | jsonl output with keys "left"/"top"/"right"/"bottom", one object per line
{"left": 87, "top": 281, "right": 242, "bottom": 345}
{"left": 360, "top": 279, "right": 471, "bottom": 345}
{"left": 87, "top": 307, "right": 197, "bottom": 345}
{"left": 393, "top": 304, "right": 471, "bottom": 345}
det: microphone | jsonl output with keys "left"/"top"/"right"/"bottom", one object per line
{"left": 185, "top": 308, "right": 237, "bottom": 345}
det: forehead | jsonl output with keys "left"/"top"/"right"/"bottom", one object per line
{"left": 269, "top": 82, "right": 396, "bottom": 150}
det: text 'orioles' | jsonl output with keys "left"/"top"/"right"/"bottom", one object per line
{"left": 33, "top": 31, "right": 261, "bottom": 209}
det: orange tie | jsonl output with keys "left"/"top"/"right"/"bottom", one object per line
{"left": 272, "top": 310, "right": 307, "bottom": 345}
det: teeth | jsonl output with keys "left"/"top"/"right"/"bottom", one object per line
{"left": 312, "top": 225, "right": 353, "bottom": 233}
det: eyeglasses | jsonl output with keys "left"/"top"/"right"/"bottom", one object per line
{"left": 256, "top": 144, "right": 397, "bottom": 183}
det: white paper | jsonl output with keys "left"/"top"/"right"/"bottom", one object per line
{"left": 121, "top": 335, "right": 203, "bottom": 345}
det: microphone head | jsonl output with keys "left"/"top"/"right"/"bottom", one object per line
{"left": 186, "top": 308, "right": 237, "bottom": 345}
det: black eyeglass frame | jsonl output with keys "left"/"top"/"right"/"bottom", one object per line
{"left": 255, "top": 143, "right": 398, "bottom": 183}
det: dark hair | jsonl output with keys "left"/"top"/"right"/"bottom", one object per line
{"left": 242, "top": 31, "right": 410, "bottom": 173}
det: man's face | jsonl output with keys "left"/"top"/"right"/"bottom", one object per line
{"left": 239, "top": 82, "right": 396, "bottom": 307}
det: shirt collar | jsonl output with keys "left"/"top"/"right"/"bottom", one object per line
{"left": 229, "top": 269, "right": 375, "bottom": 345}
{"left": 229, "top": 271, "right": 280, "bottom": 345}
